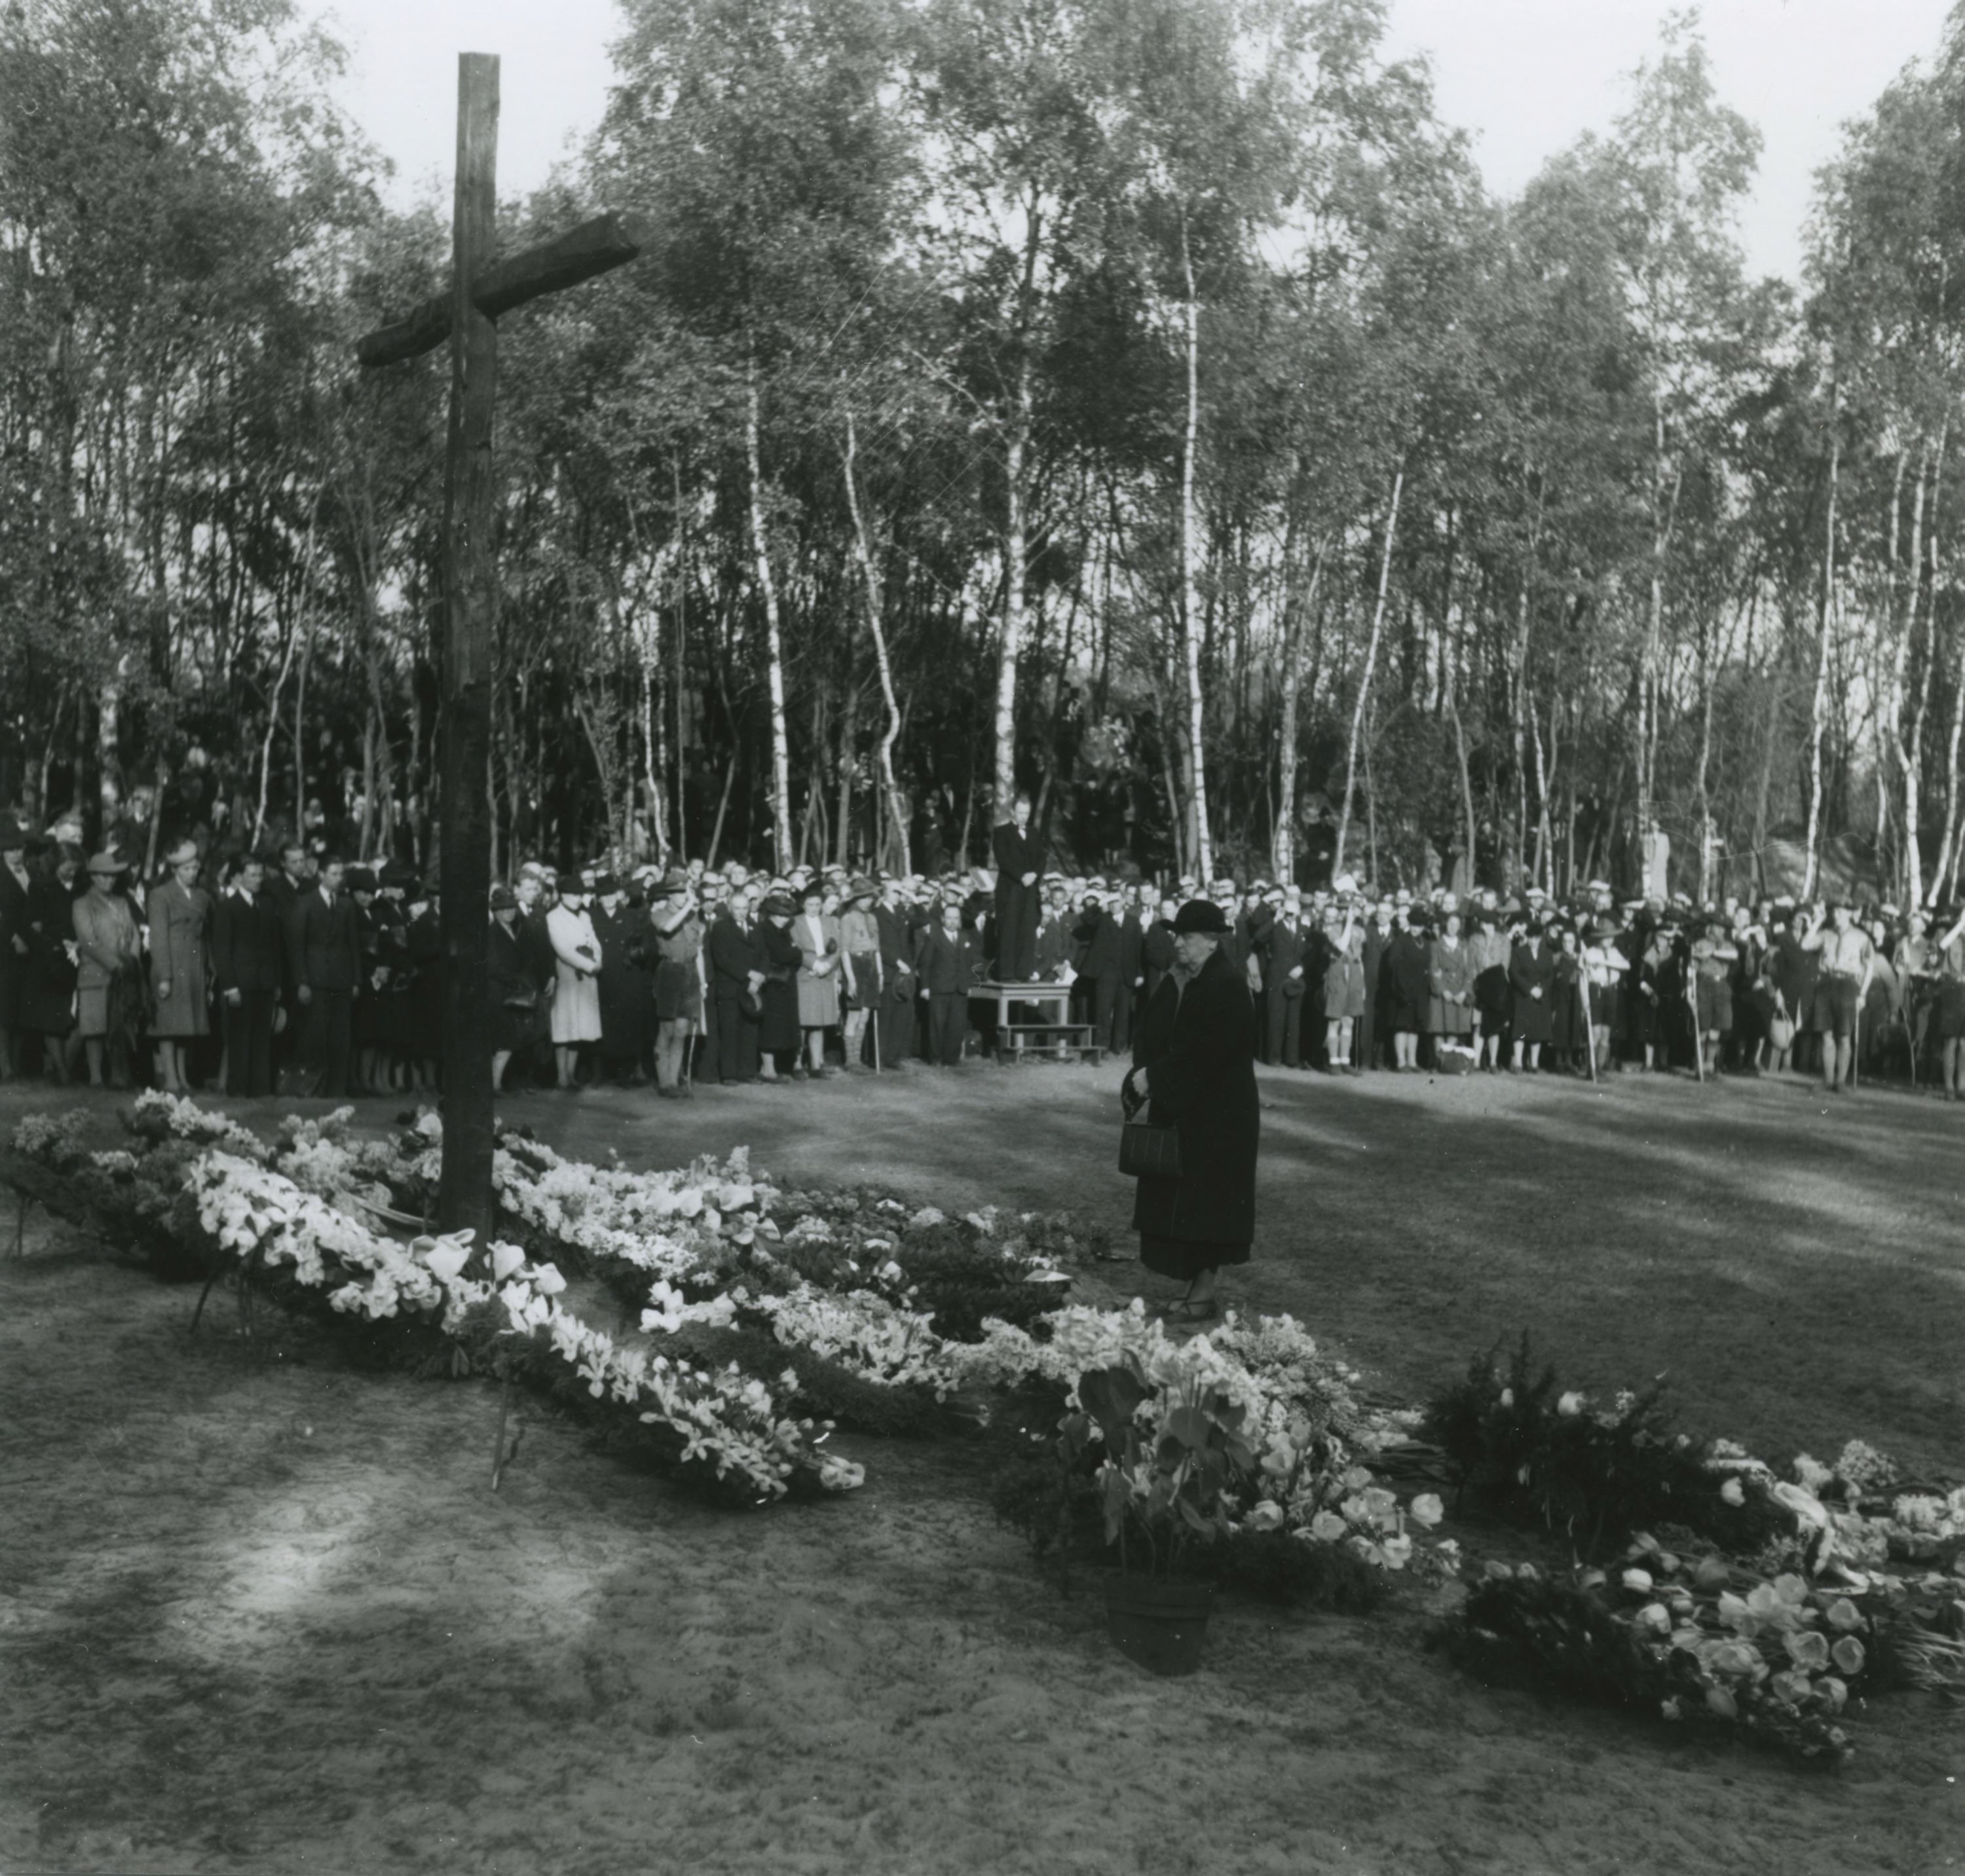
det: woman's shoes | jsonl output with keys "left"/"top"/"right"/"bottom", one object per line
{"left": 1163, "top": 1297, "right": 1221, "bottom": 1324}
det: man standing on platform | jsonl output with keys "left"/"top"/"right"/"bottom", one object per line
{"left": 991, "top": 792, "right": 1041, "bottom": 982}
{"left": 289, "top": 855, "right": 360, "bottom": 1097}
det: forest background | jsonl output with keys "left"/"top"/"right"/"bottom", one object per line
{"left": 6, "top": 0, "right": 1965, "bottom": 905}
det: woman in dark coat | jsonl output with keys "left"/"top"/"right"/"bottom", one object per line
{"left": 1508, "top": 922, "right": 1555, "bottom": 1069}
{"left": 756, "top": 894, "right": 803, "bottom": 1074}
{"left": 488, "top": 884, "right": 544, "bottom": 1092}
{"left": 1122, "top": 899, "right": 1260, "bottom": 1322}
{"left": 22, "top": 844, "right": 84, "bottom": 1080}
{"left": 1385, "top": 909, "right": 1431, "bottom": 1072}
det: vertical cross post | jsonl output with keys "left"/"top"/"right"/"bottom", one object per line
{"left": 438, "top": 52, "right": 500, "bottom": 1239}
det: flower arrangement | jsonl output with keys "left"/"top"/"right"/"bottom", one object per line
{"left": 1447, "top": 1520, "right": 1965, "bottom": 1767}
{"left": 1068, "top": 1358, "right": 1258, "bottom": 1581}
{"left": 1423, "top": 1335, "right": 1786, "bottom": 1556}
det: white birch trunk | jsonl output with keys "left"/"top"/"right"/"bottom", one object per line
{"left": 844, "top": 408, "right": 910, "bottom": 875}
{"left": 746, "top": 364, "right": 793, "bottom": 873}
{"left": 1802, "top": 375, "right": 1841, "bottom": 903}
{"left": 1334, "top": 468, "right": 1404, "bottom": 876}
{"left": 1178, "top": 221, "right": 1212, "bottom": 883}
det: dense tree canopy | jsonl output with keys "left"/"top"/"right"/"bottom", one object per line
{"left": 9, "top": 0, "right": 1965, "bottom": 905}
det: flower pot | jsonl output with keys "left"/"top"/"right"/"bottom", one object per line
{"left": 1104, "top": 1577, "right": 1214, "bottom": 1676}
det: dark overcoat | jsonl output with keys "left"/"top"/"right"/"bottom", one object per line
{"left": 1129, "top": 944, "right": 1260, "bottom": 1248}
{"left": 991, "top": 821, "right": 1041, "bottom": 981}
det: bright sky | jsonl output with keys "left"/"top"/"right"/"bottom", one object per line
{"left": 324, "top": 0, "right": 1952, "bottom": 285}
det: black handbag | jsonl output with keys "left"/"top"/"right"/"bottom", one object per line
{"left": 1119, "top": 1119, "right": 1182, "bottom": 1178}
{"left": 1117, "top": 1072, "right": 1180, "bottom": 1178}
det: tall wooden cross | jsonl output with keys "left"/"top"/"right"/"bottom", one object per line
{"left": 357, "top": 54, "right": 639, "bottom": 1237}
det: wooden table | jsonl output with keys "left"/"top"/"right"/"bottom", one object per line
{"left": 972, "top": 981, "right": 1099, "bottom": 1062}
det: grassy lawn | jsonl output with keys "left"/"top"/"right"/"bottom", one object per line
{"left": 0, "top": 1062, "right": 1960, "bottom": 1875}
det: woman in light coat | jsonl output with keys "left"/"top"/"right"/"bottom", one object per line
{"left": 73, "top": 852, "right": 143, "bottom": 1088}
{"left": 546, "top": 873, "right": 603, "bottom": 1090}
{"left": 147, "top": 838, "right": 212, "bottom": 1091}
{"left": 793, "top": 882, "right": 843, "bottom": 1076}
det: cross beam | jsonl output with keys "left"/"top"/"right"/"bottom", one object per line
{"left": 356, "top": 212, "right": 642, "bottom": 368}
{"left": 350, "top": 54, "right": 639, "bottom": 1240}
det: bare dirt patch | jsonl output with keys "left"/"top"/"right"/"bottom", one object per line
{"left": 1, "top": 1063, "right": 1960, "bottom": 1875}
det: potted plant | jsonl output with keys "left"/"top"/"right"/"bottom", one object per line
{"left": 1066, "top": 1357, "right": 1256, "bottom": 1675}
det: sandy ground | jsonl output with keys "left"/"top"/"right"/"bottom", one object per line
{"left": 1, "top": 1061, "right": 1961, "bottom": 1875}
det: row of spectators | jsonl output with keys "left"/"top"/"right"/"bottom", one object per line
{"left": 3, "top": 808, "right": 1960, "bottom": 1100}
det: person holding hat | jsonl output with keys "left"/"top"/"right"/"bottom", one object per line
{"left": 1072, "top": 886, "right": 1123, "bottom": 1053}
{"left": 75, "top": 851, "right": 143, "bottom": 1087}
{"left": 1122, "top": 898, "right": 1259, "bottom": 1321}
{"left": 147, "top": 838, "right": 213, "bottom": 1093}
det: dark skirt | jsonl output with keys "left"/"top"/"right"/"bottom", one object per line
{"left": 1473, "top": 965, "right": 1511, "bottom": 1028}
{"left": 759, "top": 977, "right": 800, "bottom": 1053}
{"left": 493, "top": 998, "right": 542, "bottom": 1056}
{"left": 1138, "top": 1233, "right": 1250, "bottom": 1283}
{"left": 1940, "top": 979, "right": 1965, "bottom": 1040}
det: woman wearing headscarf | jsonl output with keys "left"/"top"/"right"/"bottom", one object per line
{"left": 147, "top": 838, "right": 212, "bottom": 1093}
{"left": 546, "top": 872, "right": 603, "bottom": 1091}
{"left": 1122, "top": 899, "right": 1260, "bottom": 1323}
{"left": 74, "top": 852, "right": 143, "bottom": 1089}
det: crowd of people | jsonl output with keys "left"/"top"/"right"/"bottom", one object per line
{"left": 3, "top": 789, "right": 1963, "bottom": 1102}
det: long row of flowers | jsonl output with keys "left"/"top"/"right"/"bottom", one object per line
{"left": 7, "top": 1095, "right": 1443, "bottom": 1564}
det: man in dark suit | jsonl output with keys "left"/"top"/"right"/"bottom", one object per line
{"left": 211, "top": 853, "right": 284, "bottom": 1096}
{"left": 873, "top": 878, "right": 920, "bottom": 1069}
{"left": 708, "top": 881, "right": 764, "bottom": 1083}
{"left": 1262, "top": 892, "right": 1311, "bottom": 1067}
{"left": 288, "top": 855, "right": 360, "bottom": 1096}
{"left": 915, "top": 897, "right": 981, "bottom": 1066}
{"left": 1032, "top": 882, "right": 1074, "bottom": 981}
{"left": 1142, "top": 895, "right": 1178, "bottom": 1007}
{"left": 1072, "top": 887, "right": 1123, "bottom": 1052}
{"left": 1114, "top": 884, "right": 1146, "bottom": 1055}
{"left": 990, "top": 793, "right": 1041, "bottom": 981}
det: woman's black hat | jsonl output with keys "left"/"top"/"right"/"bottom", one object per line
{"left": 1170, "top": 899, "right": 1231, "bottom": 935}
